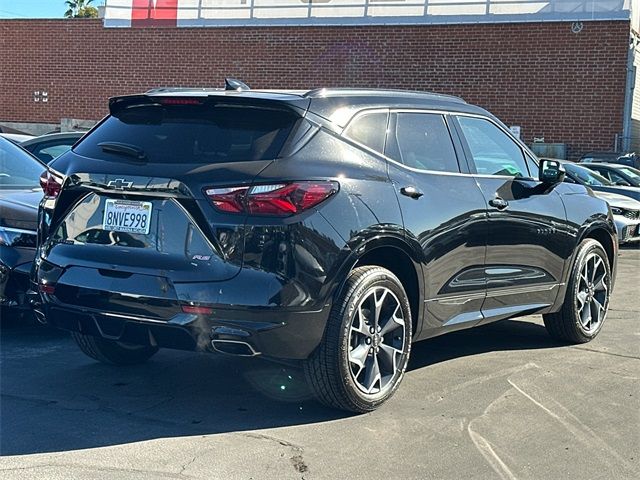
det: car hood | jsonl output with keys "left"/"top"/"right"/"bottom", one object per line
{"left": 592, "top": 191, "right": 640, "bottom": 210}
{"left": 0, "top": 189, "right": 42, "bottom": 230}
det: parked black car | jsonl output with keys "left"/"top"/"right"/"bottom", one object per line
{"left": 559, "top": 161, "right": 640, "bottom": 201}
{"left": 32, "top": 86, "right": 617, "bottom": 412}
{"left": 579, "top": 151, "right": 640, "bottom": 170}
{"left": 0, "top": 137, "right": 42, "bottom": 315}
{"left": 580, "top": 163, "right": 640, "bottom": 187}
{"left": 20, "top": 132, "right": 86, "bottom": 164}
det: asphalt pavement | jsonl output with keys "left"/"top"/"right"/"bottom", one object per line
{"left": 0, "top": 248, "right": 638, "bottom": 479}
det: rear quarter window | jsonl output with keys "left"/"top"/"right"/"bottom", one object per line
{"left": 74, "top": 104, "right": 299, "bottom": 164}
{"left": 343, "top": 112, "right": 388, "bottom": 154}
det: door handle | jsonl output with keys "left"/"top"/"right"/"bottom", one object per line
{"left": 400, "top": 186, "right": 424, "bottom": 199}
{"left": 489, "top": 197, "right": 509, "bottom": 210}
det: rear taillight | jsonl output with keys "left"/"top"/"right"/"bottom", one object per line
{"left": 204, "top": 181, "right": 338, "bottom": 216}
{"left": 39, "top": 170, "right": 63, "bottom": 198}
{"left": 157, "top": 97, "right": 203, "bottom": 106}
{"left": 38, "top": 283, "right": 56, "bottom": 295}
{"left": 181, "top": 305, "right": 213, "bottom": 315}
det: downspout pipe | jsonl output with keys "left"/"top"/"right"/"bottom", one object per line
{"left": 622, "top": 34, "right": 636, "bottom": 152}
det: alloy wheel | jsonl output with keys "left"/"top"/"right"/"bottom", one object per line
{"left": 348, "top": 286, "right": 406, "bottom": 395}
{"left": 576, "top": 252, "right": 609, "bottom": 334}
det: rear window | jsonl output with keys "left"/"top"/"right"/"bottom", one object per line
{"left": 74, "top": 103, "right": 299, "bottom": 164}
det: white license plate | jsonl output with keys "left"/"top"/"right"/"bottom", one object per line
{"left": 103, "top": 199, "right": 152, "bottom": 235}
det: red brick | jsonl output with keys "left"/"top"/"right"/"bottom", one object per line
{"left": 0, "top": 19, "right": 630, "bottom": 159}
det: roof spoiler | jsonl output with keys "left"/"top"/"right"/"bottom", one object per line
{"left": 108, "top": 93, "right": 307, "bottom": 118}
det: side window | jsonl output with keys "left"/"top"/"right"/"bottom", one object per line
{"left": 387, "top": 113, "right": 459, "bottom": 172}
{"left": 344, "top": 112, "right": 388, "bottom": 154}
{"left": 526, "top": 155, "right": 539, "bottom": 178}
{"left": 457, "top": 116, "right": 529, "bottom": 177}
{"left": 607, "top": 171, "right": 625, "bottom": 183}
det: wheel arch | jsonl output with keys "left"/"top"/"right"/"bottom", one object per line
{"left": 580, "top": 224, "right": 617, "bottom": 271}
{"left": 550, "top": 220, "right": 618, "bottom": 313}
{"left": 345, "top": 236, "right": 425, "bottom": 339}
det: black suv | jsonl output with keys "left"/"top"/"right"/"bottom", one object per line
{"left": 33, "top": 85, "right": 617, "bottom": 412}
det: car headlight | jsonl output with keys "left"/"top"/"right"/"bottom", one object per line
{"left": 610, "top": 207, "right": 625, "bottom": 216}
{"left": 0, "top": 227, "right": 37, "bottom": 248}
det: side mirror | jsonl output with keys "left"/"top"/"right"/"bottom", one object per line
{"left": 539, "top": 159, "right": 566, "bottom": 184}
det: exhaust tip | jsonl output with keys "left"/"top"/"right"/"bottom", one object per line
{"left": 211, "top": 339, "right": 260, "bottom": 357}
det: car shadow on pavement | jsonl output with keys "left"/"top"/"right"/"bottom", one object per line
{"left": 408, "top": 319, "right": 563, "bottom": 371}
{"left": 1, "top": 317, "right": 562, "bottom": 456}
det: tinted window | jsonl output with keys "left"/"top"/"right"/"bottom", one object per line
{"left": 344, "top": 112, "right": 388, "bottom": 154}
{"left": 589, "top": 166, "right": 611, "bottom": 180}
{"left": 75, "top": 104, "right": 298, "bottom": 164}
{"left": 458, "top": 116, "right": 528, "bottom": 177}
{"left": 388, "top": 113, "right": 459, "bottom": 172}
{"left": 0, "top": 137, "right": 44, "bottom": 189}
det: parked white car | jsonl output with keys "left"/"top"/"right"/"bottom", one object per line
{"left": 594, "top": 191, "right": 640, "bottom": 244}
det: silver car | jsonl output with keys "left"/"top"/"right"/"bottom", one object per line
{"left": 594, "top": 191, "right": 640, "bottom": 244}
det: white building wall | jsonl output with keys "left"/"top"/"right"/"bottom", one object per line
{"left": 104, "top": 0, "right": 631, "bottom": 27}
{"left": 631, "top": 34, "right": 640, "bottom": 153}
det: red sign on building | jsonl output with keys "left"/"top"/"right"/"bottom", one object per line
{"left": 132, "top": 0, "right": 178, "bottom": 27}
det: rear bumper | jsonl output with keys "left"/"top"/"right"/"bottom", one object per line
{"left": 34, "top": 292, "right": 330, "bottom": 360}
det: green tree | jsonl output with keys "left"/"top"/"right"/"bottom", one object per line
{"left": 64, "top": 0, "right": 99, "bottom": 18}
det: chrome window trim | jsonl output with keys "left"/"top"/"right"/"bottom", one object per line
{"left": 341, "top": 107, "right": 540, "bottom": 180}
{"left": 0, "top": 226, "right": 37, "bottom": 235}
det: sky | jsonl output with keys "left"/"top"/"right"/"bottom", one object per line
{"left": 0, "top": 0, "right": 105, "bottom": 19}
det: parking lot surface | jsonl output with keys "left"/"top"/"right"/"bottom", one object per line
{"left": 1, "top": 249, "right": 638, "bottom": 479}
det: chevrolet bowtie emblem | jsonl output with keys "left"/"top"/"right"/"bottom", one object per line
{"left": 107, "top": 179, "right": 133, "bottom": 190}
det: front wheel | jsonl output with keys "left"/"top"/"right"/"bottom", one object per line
{"left": 305, "top": 266, "right": 412, "bottom": 413}
{"left": 543, "top": 239, "right": 612, "bottom": 343}
{"left": 71, "top": 332, "right": 158, "bottom": 365}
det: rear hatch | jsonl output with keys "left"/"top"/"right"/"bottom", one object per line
{"left": 42, "top": 93, "right": 308, "bottom": 316}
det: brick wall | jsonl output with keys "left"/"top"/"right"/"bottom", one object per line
{"left": 0, "top": 19, "right": 630, "bottom": 158}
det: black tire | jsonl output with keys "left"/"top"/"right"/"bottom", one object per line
{"left": 304, "top": 266, "right": 413, "bottom": 413}
{"left": 543, "top": 239, "right": 612, "bottom": 343}
{"left": 71, "top": 332, "right": 158, "bottom": 365}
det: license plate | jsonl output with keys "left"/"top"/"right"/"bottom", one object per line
{"left": 103, "top": 199, "right": 152, "bottom": 235}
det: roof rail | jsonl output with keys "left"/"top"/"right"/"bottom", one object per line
{"left": 144, "top": 87, "right": 216, "bottom": 95}
{"left": 303, "top": 87, "right": 466, "bottom": 103}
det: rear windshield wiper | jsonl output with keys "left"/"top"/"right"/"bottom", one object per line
{"left": 98, "top": 142, "right": 147, "bottom": 161}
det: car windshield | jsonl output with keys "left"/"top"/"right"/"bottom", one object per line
{"left": 564, "top": 162, "right": 612, "bottom": 187}
{"left": 0, "top": 137, "right": 45, "bottom": 189}
{"left": 618, "top": 166, "right": 640, "bottom": 186}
